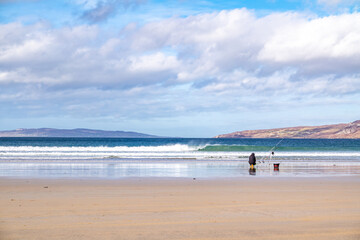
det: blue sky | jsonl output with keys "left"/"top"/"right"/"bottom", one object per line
{"left": 1, "top": 0, "right": 360, "bottom": 137}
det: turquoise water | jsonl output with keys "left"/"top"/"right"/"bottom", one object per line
{"left": 1, "top": 138, "right": 360, "bottom": 178}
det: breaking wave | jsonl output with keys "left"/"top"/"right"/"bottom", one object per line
{"left": 1, "top": 144, "right": 360, "bottom": 162}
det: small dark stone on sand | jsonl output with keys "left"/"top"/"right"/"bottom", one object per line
{"left": 44, "top": 186, "right": 48, "bottom": 188}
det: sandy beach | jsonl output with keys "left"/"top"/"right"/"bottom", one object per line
{"left": 1, "top": 177, "right": 360, "bottom": 240}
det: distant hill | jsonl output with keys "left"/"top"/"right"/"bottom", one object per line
{"left": 215, "top": 120, "right": 360, "bottom": 139}
{"left": 0, "top": 128, "right": 160, "bottom": 138}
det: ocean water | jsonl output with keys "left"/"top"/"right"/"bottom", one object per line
{"left": 0, "top": 137, "right": 360, "bottom": 178}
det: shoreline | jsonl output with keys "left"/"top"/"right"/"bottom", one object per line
{"left": 1, "top": 160, "right": 360, "bottom": 179}
{"left": 1, "top": 176, "right": 360, "bottom": 240}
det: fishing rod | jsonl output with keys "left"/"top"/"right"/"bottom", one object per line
{"left": 259, "top": 138, "right": 284, "bottom": 164}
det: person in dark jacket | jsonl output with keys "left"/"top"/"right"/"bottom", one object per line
{"left": 249, "top": 153, "right": 256, "bottom": 169}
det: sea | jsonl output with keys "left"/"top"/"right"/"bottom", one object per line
{"left": 1, "top": 137, "right": 360, "bottom": 178}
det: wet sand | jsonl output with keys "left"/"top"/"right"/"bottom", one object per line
{"left": 1, "top": 177, "right": 360, "bottom": 240}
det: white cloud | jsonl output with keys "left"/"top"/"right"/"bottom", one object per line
{"left": 129, "top": 52, "right": 179, "bottom": 72}
{"left": 0, "top": 23, "right": 98, "bottom": 68}
{"left": 258, "top": 13, "right": 360, "bottom": 62}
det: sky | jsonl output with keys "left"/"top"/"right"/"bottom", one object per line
{"left": 0, "top": 0, "right": 360, "bottom": 137}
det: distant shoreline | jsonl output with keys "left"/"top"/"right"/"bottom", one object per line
{"left": 0, "top": 128, "right": 161, "bottom": 138}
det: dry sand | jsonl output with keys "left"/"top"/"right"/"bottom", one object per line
{"left": 1, "top": 177, "right": 360, "bottom": 240}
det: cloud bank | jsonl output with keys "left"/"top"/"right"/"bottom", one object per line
{"left": 1, "top": 8, "right": 360, "bottom": 131}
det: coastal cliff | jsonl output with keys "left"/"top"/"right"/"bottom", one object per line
{"left": 215, "top": 120, "right": 360, "bottom": 139}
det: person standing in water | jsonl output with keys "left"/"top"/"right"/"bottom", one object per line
{"left": 249, "top": 153, "right": 256, "bottom": 169}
